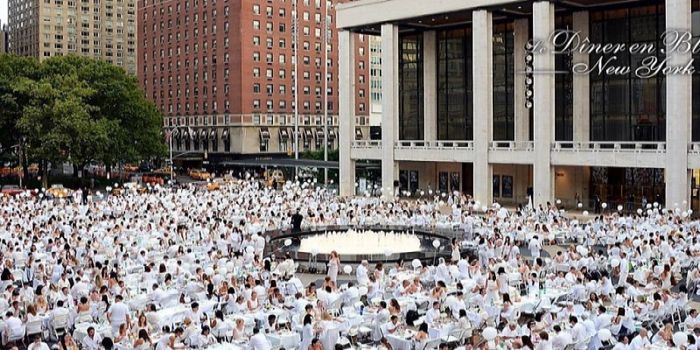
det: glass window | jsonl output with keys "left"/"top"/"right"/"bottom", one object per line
{"left": 399, "top": 34, "right": 423, "bottom": 140}
{"left": 492, "top": 24, "right": 514, "bottom": 141}
{"left": 437, "top": 28, "right": 473, "bottom": 140}
{"left": 590, "top": 5, "right": 666, "bottom": 141}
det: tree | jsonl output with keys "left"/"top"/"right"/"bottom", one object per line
{"left": 0, "top": 54, "right": 166, "bottom": 185}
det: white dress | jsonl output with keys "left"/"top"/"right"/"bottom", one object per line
{"left": 327, "top": 258, "right": 339, "bottom": 283}
{"left": 300, "top": 323, "right": 313, "bottom": 350}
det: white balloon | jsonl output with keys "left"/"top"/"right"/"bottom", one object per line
{"left": 577, "top": 203, "right": 583, "bottom": 208}
{"left": 284, "top": 239, "right": 292, "bottom": 247}
{"left": 636, "top": 209, "right": 643, "bottom": 215}
{"left": 483, "top": 327, "right": 498, "bottom": 341}
{"left": 411, "top": 259, "right": 422, "bottom": 269}
{"left": 556, "top": 199, "right": 561, "bottom": 205}
{"left": 343, "top": 265, "right": 352, "bottom": 274}
{"left": 617, "top": 205, "right": 623, "bottom": 211}
{"left": 610, "top": 258, "right": 620, "bottom": 268}
{"left": 598, "top": 329, "right": 612, "bottom": 342}
{"left": 646, "top": 203, "right": 651, "bottom": 209}
{"left": 601, "top": 203, "right": 607, "bottom": 209}
{"left": 673, "top": 332, "right": 688, "bottom": 346}
{"left": 432, "top": 239, "right": 441, "bottom": 248}
{"left": 582, "top": 210, "right": 589, "bottom": 216}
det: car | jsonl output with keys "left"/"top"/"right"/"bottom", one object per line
{"left": 1, "top": 185, "right": 23, "bottom": 196}
{"left": 47, "top": 184, "right": 71, "bottom": 198}
{"left": 206, "top": 178, "right": 225, "bottom": 191}
{"left": 189, "top": 169, "right": 212, "bottom": 181}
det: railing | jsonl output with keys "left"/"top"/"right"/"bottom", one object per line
{"left": 489, "top": 141, "right": 534, "bottom": 151}
{"left": 552, "top": 141, "right": 666, "bottom": 152}
{"left": 394, "top": 140, "right": 474, "bottom": 149}
{"left": 688, "top": 143, "right": 700, "bottom": 153}
{"left": 351, "top": 140, "right": 382, "bottom": 148}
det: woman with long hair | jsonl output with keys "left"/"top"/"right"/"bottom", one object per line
{"left": 327, "top": 251, "right": 340, "bottom": 284}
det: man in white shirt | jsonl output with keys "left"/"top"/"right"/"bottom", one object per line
{"left": 425, "top": 301, "right": 441, "bottom": 326}
{"left": 81, "top": 326, "right": 103, "bottom": 350}
{"left": 249, "top": 327, "right": 272, "bottom": 350}
{"left": 50, "top": 300, "right": 71, "bottom": 328}
{"left": 27, "top": 335, "right": 50, "bottom": 350}
{"left": 150, "top": 283, "right": 166, "bottom": 304}
{"left": 629, "top": 328, "right": 651, "bottom": 350}
{"left": 4, "top": 311, "right": 23, "bottom": 341}
{"left": 356, "top": 261, "right": 369, "bottom": 285}
{"left": 107, "top": 295, "right": 131, "bottom": 334}
{"left": 189, "top": 325, "right": 217, "bottom": 348}
{"left": 528, "top": 235, "right": 541, "bottom": 258}
{"left": 342, "top": 282, "right": 359, "bottom": 304}
{"left": 568, "top": 316, "right": 586, "bottom": 344}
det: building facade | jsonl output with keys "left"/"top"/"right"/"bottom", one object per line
{"left": 0, "top": 22, "right": 8, "bottom": 54}
{"left": 7, "top": 0, "right": 138, "bottom": 74}
{"left": 338, "top": 0, "right": 700, "bottom": 211}
{"left": 139, "top": 0, "right": 371, "bottom": 164}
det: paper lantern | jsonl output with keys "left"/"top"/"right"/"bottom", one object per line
{"left": 617, "top": 205, "right": 623, "bottom": 211}
{"left": 647, "top": 209, "right": 653, "bottom": 216}
{"left": 483, "top": 327, "right": 498, "bottom": 341}
{"left": 582, "top": 210, "right": 589, "bottom": 216}
{"left": 673, "top": 332, "right": 688, "bottom": 346}
{"left": 432, "top": 239, "right": 441, "bottom": 249}
{"left": 556, "top": 199, "right": 561, "bottom": 205}
{"left": 411, "top": 259, "right": 422, "bottom": 269}
{"left": 653, "top": 202, "right": 659, "bottom": 208}
{"left": 577, "top": 203, "right": 583, "bottom": 208}
{"left": 637, "top": 209, "right": 643, "bottom": 215}
{"left": 601, "top": 203, "right": 607, "bottom": 209}
{"left": 343, "top": 265, "right": 352, "bottom": 274}
{"left": 598, "top": 329, "right": 612, "bottom": 342}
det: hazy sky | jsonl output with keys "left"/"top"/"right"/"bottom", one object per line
{"left": 1, "top": 0, "right": 7, "bottom": 26}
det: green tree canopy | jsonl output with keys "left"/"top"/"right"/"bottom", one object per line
{"left": 0, "top": 54, "right": 165, "bottom": 170}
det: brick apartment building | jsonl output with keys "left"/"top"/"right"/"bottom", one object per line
{"left": 138, "top": 0, "right": 372, "bottom": 166}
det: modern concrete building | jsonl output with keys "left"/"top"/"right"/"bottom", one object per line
{"left": 7, "top": 0, "right": 138, "bottom": 74}
{"left": 338, "top": 0, "right": 700, "bottom": 211}
{"left": 0, "top": 22, "right": 8, "bottom": 54}
{"left": 139, "top": 0, "right": 371, "bottom": 165}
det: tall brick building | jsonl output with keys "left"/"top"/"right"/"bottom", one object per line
{"left": 7, "top": 0, "right": 137, "bottom": 74}
{"left": 139, "top": 0, "right": 371, "bottom": 165}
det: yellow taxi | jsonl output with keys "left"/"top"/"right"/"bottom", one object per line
{"left": 47, "top": 184, "right": 71, "bottom": 198}
{"left": 189, "top": 169, "right": 212, "bottom": 181}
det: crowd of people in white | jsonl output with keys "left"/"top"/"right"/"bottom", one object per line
{"left": 0, "top": 177, "right": 699, "bottom": 350}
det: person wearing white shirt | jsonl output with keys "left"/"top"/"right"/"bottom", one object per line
{"left": 4, "top": 311, "right": 23, "bottom": 341}
{"left": 528, "top": 236, "right": 541, "bottom": 258}
{"left": 189, "top": 325, "right": 217, "bottom": 348}
{"left": 107, "top": 295, "right": 131, "bottom": 334}
{"left": 629, "top": 328, "right": 651, "bottom": 350}
{"left": 248, "top": 327, "right": 272, "bottom": 350}
{"left": 568, "top": 316, "right": 586, "bottom": 344}
{"left": 50, "top": 300, "right": 71, "bottom": 328}
{"left": 27, "top": 335, "right": 50, "bottom": 350}
{"left": 81, "top": 326, "right": 103, "bottom": 350}
{"left": 342, "top": 282, "right": 359, "bottom": 304}
{"left": 535, "top": 332, "right": 552, "bottom": 350}
{"left": 356, "top": 261, "right": 369, "bottom": 285}
{"left": 501, "top": 322, "right": 522, "bottom": 338}
{"left": 425, "top": 301, "right": 441, "bottom": 326}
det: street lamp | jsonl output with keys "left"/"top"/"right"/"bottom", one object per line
{"left": 165, "top": 125, "right": 180, "bottom": 182}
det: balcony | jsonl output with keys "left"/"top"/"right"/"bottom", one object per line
{"left": 394, "top": 140, "right": 474, "bottom": 162}
{"left": 551, "top": 141, "right": 666, "bottom": 168}
{"left": 489, "top": 141, "right": 535, "bottom": 164}
{"left": 350, "top": 140, "right": 382, "bottom": 159}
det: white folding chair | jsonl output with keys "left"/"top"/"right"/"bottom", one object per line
{"left": 25, "top": 319, "right": 44, "bottom": 340}
{"left": 52, "top": 313, "right": 71, "bottom": 339}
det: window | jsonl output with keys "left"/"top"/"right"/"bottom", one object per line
{"left": 492, "top": 25, "right": 515, "bottom": 141}
{"left": 253, "top": 36, "right": 260, "bottom": 45}
{"left": 253, "top": 100, "right": 261, "bottom": 109}
{"left": 437, "top": 29, "right": 471, "bottom": 141}
{"left": 253, "top": 68, "right": 260, "bottom": 77}
{"left": 253, "top": 83, "right": 260, "bottom": 93}
{"left": 253, "top": 5, "right": 260, "bottom": 15}
{"left": 253, "top": 20, "right": 260, "bottom": 30}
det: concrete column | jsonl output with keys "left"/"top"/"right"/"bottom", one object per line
{"left": 665, "top": 0, "right": 691, "bottom": 209}
{"left": 572, "top": 11, "right": 590, "bottom": 143}
{"left": 532, "top": 1, "right": 555, "bottom": 207}
{"left": 339, "top": 30, "right": 356, "bottom": 196}
{"left": 513, "top": 19, "right": 530, "bottom": 143}
{"left": 472, "top": 10, "right": 493, "bottom": 204}
{"left": 423, "top": 31, "right": 437, "bottom": 142}
{"left": 381, "top": 23, "right": 399, "bottom": 197}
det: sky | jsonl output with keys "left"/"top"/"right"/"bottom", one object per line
{"left": 1, "top": 0, "right": 7, "bottom": 26}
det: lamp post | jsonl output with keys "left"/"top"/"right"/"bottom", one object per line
{"left": 166, "top": 126, "right": 180, "bottom": 181}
